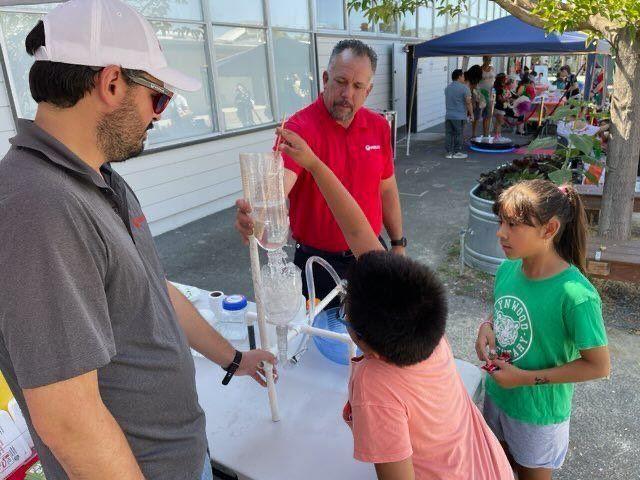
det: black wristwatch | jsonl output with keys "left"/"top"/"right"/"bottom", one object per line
{"left": 222, "top": 350, "right": 243, "bottom": 385}
{"left": 390, "top": 237, "right": 408, "bottom": 247}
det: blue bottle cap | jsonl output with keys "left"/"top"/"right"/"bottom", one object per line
{"left": 222, "top": 295, "right": 248, "bottom": 311}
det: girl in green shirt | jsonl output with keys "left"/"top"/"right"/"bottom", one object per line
{"left": 475, "top": 179, "right": 610, "bottom": 480}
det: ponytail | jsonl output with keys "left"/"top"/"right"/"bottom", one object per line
{"left": 555, "top": 186, "right": 587, "bottom": 273}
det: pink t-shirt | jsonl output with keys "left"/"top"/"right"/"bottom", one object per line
{"left": 343, "top": 337, "right": 513, "bottom": 479}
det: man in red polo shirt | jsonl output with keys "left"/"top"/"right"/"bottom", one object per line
{"left": 236, "top": 39, "right": 404, "bottom": 303}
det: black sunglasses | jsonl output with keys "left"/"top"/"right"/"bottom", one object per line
{"left": 122, "top": 70, "right": 174, "bottom": 115}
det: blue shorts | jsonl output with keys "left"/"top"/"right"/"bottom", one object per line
{"left": 483, "top": 395, "right": 570, "bottom": 470}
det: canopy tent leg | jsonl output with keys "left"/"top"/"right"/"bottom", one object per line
{"left": 406, "top": 59, "right": 419, "bottom": 157}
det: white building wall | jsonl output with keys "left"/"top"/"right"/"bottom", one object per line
{"left": 415, "top": 56, "right": 449, "bottom": 131}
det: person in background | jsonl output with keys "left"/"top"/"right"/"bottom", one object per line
{"left": 235, "top": 39, "right": 405, "bottom": 308}
{"left": 554, "top": 66, "right": 570, "bottom": 90}
{"left": 591, "top": 63, "right": 605, "bottom": 104}
{"left": 276, "top": 126, "right": 514, "bottom": 480}
{"left": 493, "top": 73, "right": 509, "bottom": 138}
{"left": 516, "top": 75, "right": 536, "bottom": 101}
{"left": 476, "top": 180, "right": 610, "bottom": 480}
{"left": 478, "top": 56, "right": 496, "bottom": 136}
{"left": 444, "top": 69, "right": 473, "bottom": 159}
{"left": 466, "top": 64, "right": 485, "bottom": 139}
{"left": 0, "top": 2, "right": 275, "bottom": 479}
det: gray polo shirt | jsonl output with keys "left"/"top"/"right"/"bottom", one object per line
{"left": 0, "top": 120, "right": 206, "bottom": 479}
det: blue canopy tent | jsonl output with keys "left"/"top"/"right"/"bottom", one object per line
{"left": 406, "top": 16, "right": 611, "bottom": 154}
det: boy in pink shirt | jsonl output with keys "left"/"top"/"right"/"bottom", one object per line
{"left": 277, "top": 127, "right": 513, "bottom": 480}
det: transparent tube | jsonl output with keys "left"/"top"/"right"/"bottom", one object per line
{"left": 305, "top": 256, "right": 344, "bottom": 322}
{"left": 239, "top": 152, "right": 289, "bottom": 251}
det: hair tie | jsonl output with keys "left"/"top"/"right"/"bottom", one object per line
{"left": 558, "top": 185, "right": 569, "bottom": 196}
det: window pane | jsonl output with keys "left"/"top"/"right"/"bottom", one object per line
{"left": 417, "top": 6, "right": 432, "bottom": 38}
{"left": 379, "top": 18, "right": 397, "bottom": 34}
{"left": 0, "top": 11, "right": 43, "bottom": 119}
{"left": 273, "top": 31, "right": 314, "bottom": 117}
{"left": 400, "top": 10, "right": 417, "bottom": 37}
{"left": 434, "top": 10, "right": 447, "bottom": 36}
{"left": 458, "top": 15, "right": 469, "bottom": 30}
{"left": 0, "top": 4, "right": 59, "bottom": 13}
{"left": 209, "top": 0, "right": 263, "bottom": 25}
{"left": 316, "top": 0, "right": 345, "bottom": 30}
{"left": 270, "top": 0, "right": 309, "bottom": 29}
{"left": 469, "top": 17, "right": 478, "bottom": 26}
{"left": 469, "top": 0, "right": 479, "bottom": 18}
{"left": 479, "top": 0, "right": 487, "bottom": 19}
{"left": 213, "top": 27, "right": 273, "bottom": 130}
{"left": 126, "top": 0, "right": 203, "bottom": 21}
{"left": 148, "top": 22, "right": 215, "bottom": 145}
{"left": 349, "top": 9, "right": 372, "bottom": 32}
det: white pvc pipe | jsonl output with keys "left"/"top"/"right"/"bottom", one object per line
{"left": 248, "top": 236, "right": 280, "bottom": 422}
{"left": 312, "top": 285, "right": 342, "bottom": 319}
{"left": 300, "top": 324, "right": 352, "bottom": 344}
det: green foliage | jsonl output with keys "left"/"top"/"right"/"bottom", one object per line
{"left": 347, "top": 0, "right": 640, "bottom": 40}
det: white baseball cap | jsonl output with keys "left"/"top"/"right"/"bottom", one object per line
{"left": 33, "top": 0, "right": 201, "bottom": 92}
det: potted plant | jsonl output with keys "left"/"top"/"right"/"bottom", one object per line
{"left": 463, "top": 106, "right": 606, "bottom": 274}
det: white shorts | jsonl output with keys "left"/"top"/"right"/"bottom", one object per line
{"left": 483, "top": 395, "right": 570, "bottom": 470}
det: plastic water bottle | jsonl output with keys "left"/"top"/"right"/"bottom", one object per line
{"left": 217, "top": 295, "right": 249, "bottom": 342}
{"left": 239, "top": 152, "right": 290, "bottom": 251}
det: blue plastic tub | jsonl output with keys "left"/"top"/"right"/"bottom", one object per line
{"left": 312, "top": 307, "right": 360, "bottom": 365}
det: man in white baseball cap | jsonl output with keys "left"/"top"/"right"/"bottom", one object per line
{"left": 0, "top": 1, "right": 276, "bottom": 479}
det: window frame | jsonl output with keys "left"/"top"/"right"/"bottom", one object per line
{"left": 0, "top": 0, "right": 427, "bottom": 154}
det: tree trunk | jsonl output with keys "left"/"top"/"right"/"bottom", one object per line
{"left": 599, "top": 30, "right": 640, "bottom": 240}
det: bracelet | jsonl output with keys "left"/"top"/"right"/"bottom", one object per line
{"left": 478, "top": 320, "right": 493, "bottom": 332}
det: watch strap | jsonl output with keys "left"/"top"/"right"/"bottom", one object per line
{"left": 390, "top": 237, "right": 407, "bottom": 247}
{"left": 222, "top": 350, "right": 243, "bottom": 385}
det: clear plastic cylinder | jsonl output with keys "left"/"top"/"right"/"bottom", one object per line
{"left": 239, "top": 152, "right": 289, "bottom": 251}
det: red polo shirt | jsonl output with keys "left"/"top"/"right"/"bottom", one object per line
{"left": 280, "top": 94, "right": 394, "bottom": 252}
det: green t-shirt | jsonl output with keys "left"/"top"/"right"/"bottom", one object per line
{"left": 485, "top": 259, "right": 608, "bottom": 425}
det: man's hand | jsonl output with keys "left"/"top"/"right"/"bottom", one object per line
{"left": 277, "top": 128, "right": 320, "bottom": 171}
{"left": 236, "top": 349, "right": 278, "bottom": 387}
{"left": 489, "top": 360, "right": 530, "bottom": 389}
{"left": 234, "top": 199, "right": 254, "bottom": 245}
{"left": 391, "top": 245, "right": 406, "bottom": 256}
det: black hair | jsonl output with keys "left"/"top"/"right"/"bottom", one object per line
{"left": 517, "top": 74, "right": 532, "bottom": 89}
{"left": 344, "top": 252, "right": 448, "bottom": 367}
{"left": 329, "top": 39, "right": 378, "bottom": 74}
{"left": 465, "top": 65, "right": 483, "bottom": 86}
{"left": 25, "top": 20, "right": 136, "bottom": 108}
{"left": 493, "top": 72, "right": 507, "bottom": 90}
{"left": 451, "top": 69, "right": 464, "bottom": 81}
{"left": 493, "top": 180, "right": 588, "bottom": 273}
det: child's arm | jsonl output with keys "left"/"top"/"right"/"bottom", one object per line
{"left": 375, "top": 458, "right": 415, "bottom": 480}
{"left": 492, "top": 345, "right": 610, "bottom": 388}
{"left": 277, "top": 128, "right": 385, "bottom": 257}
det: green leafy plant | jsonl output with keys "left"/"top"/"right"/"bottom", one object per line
{"left": 475, "top": 155, "right": 576, "bottom": 201}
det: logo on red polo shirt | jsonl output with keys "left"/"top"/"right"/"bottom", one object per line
{"left": 365, "top": 144, "right": 381, "bottom": 151}
{"left": 132, "top": 215, "right": 147, "bottom": 229}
